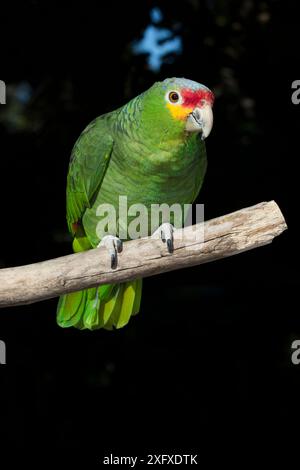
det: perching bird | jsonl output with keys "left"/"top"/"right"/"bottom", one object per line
{"left": 57, "top": 77, "right": 214, "bottom": 330}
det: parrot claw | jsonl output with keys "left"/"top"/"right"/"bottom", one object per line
{"left": 152, "top": 223, "right": 175, "bottom": 254}
{"left": 98, "top": 235, "right": 123, "bottom": 269}
{"left": 167, "top": 238, "right": 173, "bottom": 253}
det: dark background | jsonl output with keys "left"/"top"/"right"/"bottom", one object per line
{"left": 0, "top": 0, "right": 299, "bottom": 461}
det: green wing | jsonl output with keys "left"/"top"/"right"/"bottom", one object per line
{"left": 66, "top": 115, "right": 114, "bottom": 237}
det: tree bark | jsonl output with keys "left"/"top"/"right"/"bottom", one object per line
{"left": 0, "top": 201, "right": 287, "bottom": 308}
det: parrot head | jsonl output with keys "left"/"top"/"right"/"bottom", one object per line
{"left": 142, "top": 77, "right": 214, "bottom": 140}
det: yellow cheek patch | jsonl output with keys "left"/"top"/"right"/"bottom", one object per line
{"left": 166, "top": 102, "right": 193, "bottom": 121}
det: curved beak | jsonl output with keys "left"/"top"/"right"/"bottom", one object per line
{"left": 185, "top": 103, "right": 213, "bottom": 140}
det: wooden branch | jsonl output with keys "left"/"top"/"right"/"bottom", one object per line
{"left": 0, "top": 201, "right": 287, "bottom": 308}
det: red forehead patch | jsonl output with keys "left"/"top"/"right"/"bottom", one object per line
{"left": 182, "top": 88, "right": 214, "bottom": 108}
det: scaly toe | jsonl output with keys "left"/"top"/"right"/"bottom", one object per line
{"left": 152, "top": 223, "right": 175, "bottom": 254}
{"left": 98, "top": 235, "right": 123, "bottom": 269}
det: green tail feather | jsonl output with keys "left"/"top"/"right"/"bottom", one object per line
{"left": 56, "top": 279, "right": 143, "bottom": 331}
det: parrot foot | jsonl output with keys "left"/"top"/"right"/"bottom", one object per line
{"left": 98, "top": 235, "right": 123, "bottom": 269}
{"left": 152, "top": 223, "right": 175, "bottom": 254}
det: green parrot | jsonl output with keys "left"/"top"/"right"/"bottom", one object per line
{"left": 57, "top": 77, "right": 214, "bottom": 330}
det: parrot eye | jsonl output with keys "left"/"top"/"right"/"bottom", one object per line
{"left": 168, "top": 91, "right": 180, "bottom": 104}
